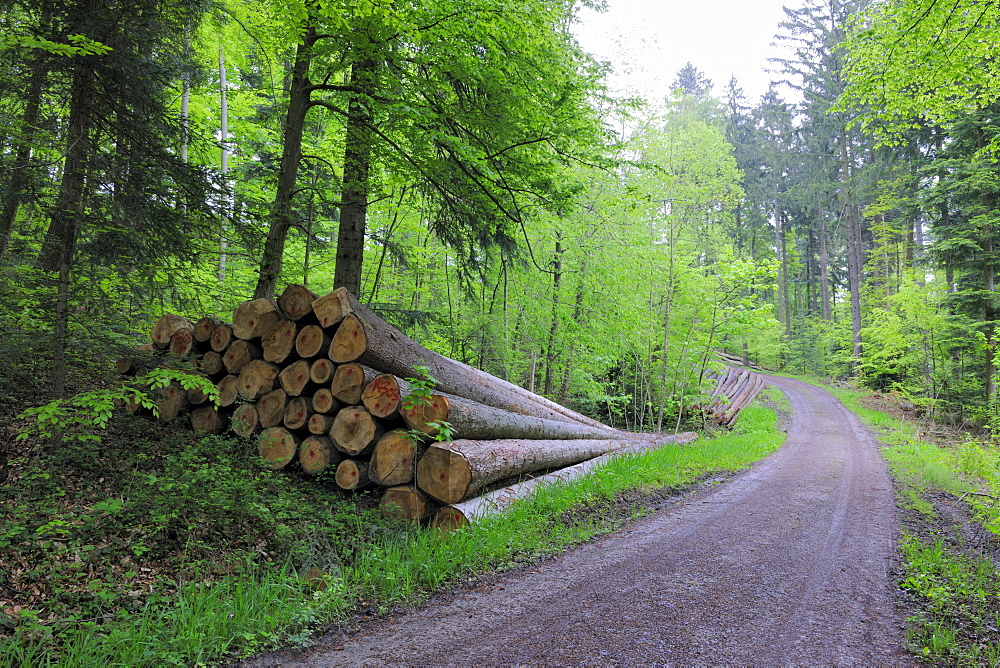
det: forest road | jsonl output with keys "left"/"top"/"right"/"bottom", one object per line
{"left": 249, "top": 376, "right": 912, "bottom": 666}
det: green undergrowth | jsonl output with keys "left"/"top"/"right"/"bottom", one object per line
{"left": 819, "top": 380, "right": 1000, "bottom": 663}
{"left": 1, "top": 391, "right": 785, "bottom": 666}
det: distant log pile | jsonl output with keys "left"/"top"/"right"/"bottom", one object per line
{"left": 702, "top": 365, "right": 767, "bottom": 427}
{"left": 119, "top": 285, "right": 704, "bottom": 527}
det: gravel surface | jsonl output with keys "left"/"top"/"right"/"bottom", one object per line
{"left": 249, "top": 376, "right": 912, "bottom": 666}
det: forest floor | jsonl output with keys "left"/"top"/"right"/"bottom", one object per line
{"left": 238, "top": 376, "right": 917, "bottom": 666}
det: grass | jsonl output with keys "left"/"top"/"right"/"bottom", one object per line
{"left": 0, "top": 390, "right": 787, "bottom": 666}
{"left": 800, "top": 376, "right": 1000, "bottom": 664}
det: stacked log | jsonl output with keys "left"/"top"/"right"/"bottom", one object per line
{"left": 702, "top": 365, "right": 767, "bottom": 427}
{"left": 121, "top": 285, "right": 708, "bottom": 526}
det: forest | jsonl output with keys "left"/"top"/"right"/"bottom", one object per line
{"left": 5, "top": 0, "right": 999, "bottom": 433}
{"left": 0, "top": 0, "right": 993, "bottom": 431}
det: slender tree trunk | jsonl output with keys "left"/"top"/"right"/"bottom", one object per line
{"left": 218, "top": 45, "right": 229, "bottom": 283}
{"left": 839, "top": 131, "right": 863, "bottom": 368}
{"left": 543, "top": 232, "right": 563, "bottom": 396}
{"left": 1, "top": 6, "right": 49, "bottom": 262}
{"left": 253, "top": 28, "right": 315, "bottom": 299}
{"left": 333, "top": 57, "right": 378, "bottom": 294}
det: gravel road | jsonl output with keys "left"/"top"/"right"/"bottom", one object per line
{"left": 253, "top": 376, "right": 912, "bottom": 666}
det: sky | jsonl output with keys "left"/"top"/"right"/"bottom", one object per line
{"left": 573, "top": 0, "right": 795, "bottom": 105}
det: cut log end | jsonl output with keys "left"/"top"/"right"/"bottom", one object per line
{"left": 233, "top": 298, "right": 281, "bottom": 341}
{"left": 362, "top": 374, "right": 402, "bottom": 419}
{"left": 330, "top": 406, "right": 382, "bottom": 456}
{"left": 278, "top": 283, "right": 318, "bottom": 321}
{"left": 231, "top": 404, "right": 260, "bottom": 438}
{"left": 379, "top": 486, "right": 438, "bottom": 523}
{"left": 369, "top": 430, "right": 423, "bottom": 487}
{"left": 335, "top": 459, "right": 371, "bottom": 491}
{"left": 415, "top": 445, "right": 472, "bottom": 505}
{"left": 298, "top": 435, "right": 340, "bottom": 475}
{"left": 401, "top": 394, "right": 451, "bottom": 435}
{"left": 431, "top": 506, "right": 468, "bottom": 532}
{"left": 151, "top": 314, "right": 192, "bottom": 348}
{"left": 328, "top": 314, "right": 367, "bottom": 363}
{"left": 296, "top": 324, "right": 329, "bottom": 359}
{"left": 257, "top": 427, "right": 299, "bottom": 470}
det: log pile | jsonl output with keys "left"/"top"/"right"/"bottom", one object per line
{"left": 118, "top": 285, "right": 705, "bottom": 526}
{"left": 702, "top": 365, "right": 767, "bottom": 427}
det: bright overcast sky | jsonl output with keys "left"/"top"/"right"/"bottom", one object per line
{"left": 573, "top": 0, "right": 794, "bottom": 104}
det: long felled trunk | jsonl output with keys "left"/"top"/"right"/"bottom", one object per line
{"left": 324, "top": 288, "right": 612, "bottom": 429}
{"left": 416, "top": 437, "right": 640, "bottom": 505}
{"left": 254, "top": 28, "right": 315, "bottom": 300}
{"left": 333, "top": 57, "right": 378, "bottom": 295}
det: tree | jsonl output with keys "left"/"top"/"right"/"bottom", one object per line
{"left": 251, "top": 0, "right": 608, "bottom": 299}
{"left": 671, "top": 62, "right": 713, "bottom": 100}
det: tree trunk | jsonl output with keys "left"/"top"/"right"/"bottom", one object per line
{"left": 193, "top": 317, "right": 224, "bottom": 343}
{"left": 151, "top": 314, "right": 193, "bottom": 349}
{"left": 216, "top": 375, "right": 239, "bottom": 408}
{"left": 200, "top": 351, "right": 226, "bottom": 378}
{"left": 257, "top": 427, "right": 300, "bottom": 470}
{"left": 296, "top": 324, "right": 330, "bottom": 359}
{"left": 190, "top": 405, "right": 227, "bottom": 435}
{"left": 261, "top": 319, "right": 299, "bottom": 363}
{"left": 223, "top": 340, "right": 262, "bottom": 375}
{"left": 308, "top": 357, "right": 334, "bottom": 384}
{"left": 329, "top": 361, "right": 379, "bottom": 404}
{"left": 299, "top": 435, "right": 341, "bottom": 475}
{"left": 254, "top": 29, "right": 316, "bottom": 299}
{"left": 333, "top": 57, "right": 379, "bottom": 295}
{"left": 232, "top": 404, "right": 260, "bottom": 438}
{"left": 431, "top": 432, "right": 698, "bottom": 529}
{"left": 278, "top": 358, "right": 314, "bottom": 396}
{"left": 283, "top": 396, "right": 310, "bottom": 430}
{"left": 257, "top": 388, "right": 288, "bottom": 429}
{"left": 210, "top": 323, "right": 234, "bottom": 352}
{"left": 277, "top": 283, "right": 318, "bottom": 321}
{"left": 237, "top": 359, "right": 278, "bottom": 400}
{"left": 330, "top": 406, "right": 383, "bottom": 456}
{"left": 369, "top": 430, "right": 426, "bottom": 486}
{"left": 416, "top": 437, "right": 642, "bottom": 505}
{"left": 0, "top": 15, "right": 48, "bottom": 262}
{"left": 379, "top": 486, "right": 438, "bottom": 523}
{"left": 311, "top": 388, "right": 339, "bottom": 415}
{"left": 308, "top": 413, "right": 335, "bottom": 435}
{"left": 335, "top": 459, "right": 372, "bottom": 491}
{"left": 325, "top": 288, "right": 611, "bottom": 429}
{"left": 232, "top": 298, "right": 282, "bottom": 340}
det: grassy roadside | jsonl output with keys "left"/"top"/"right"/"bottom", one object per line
{"left": 814, "top": 381, "right": 1000, "bottom": 664}
{"left": 1, "top": 389, "right": 787, "bottom": 666}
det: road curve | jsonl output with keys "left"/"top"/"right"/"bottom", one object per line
{"left": 260, "top": 376, "right": 911, "bottom": 666}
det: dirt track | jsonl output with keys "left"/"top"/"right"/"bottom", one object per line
{"left": 252, "top": 376, "right": 912, "bottom": 666}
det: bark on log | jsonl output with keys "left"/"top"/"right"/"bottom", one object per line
{"left": 233, "top": 298, "right": 281, "bottom": 340}
{"left": 237, "top": 359, "right": 279, "bottom": 400}
{"left": 257, "top": 388, "right": 288, "bottom": 429}
{"left": 216, "top": 375, "right": 239, "bottom": 408}
{"left": 223, "top": 339, "right": 261, "bottom": 375}
{"left": 723, "top": 376, "right": 765, "bottom": 426}
{"left": 330, "top": 406, "right": 383, "bottom": 456}
{"left": 200, "top": 351, "right": 226, "bottom": 378}
{"left": 431, "top": 432, "right": 699, "bottom": 530}
{"left": 369, "top": 429, "right": 426, "bottom": 487}
{"left": 193, "top": 316, "right": 224, "bottom": 343}
{"left": 295, "top": 324, "right": 330, "bottom": 359}
{"left": 283, "top": 396, "right": 310, "bottom": 430}
{"left": 311, "top": 388, "right": 339, "bottom": 415}
{"left": 401, "top": 388, "right": 623, "bottom": 441}
{"left": 309, "top": 358, "right": 334, "bottom": 384}
{"left": 257, "top": 426, "right": 300, "bottom": 470}
{"left": 168, "top": 328, "right": 196, "bottom": 357}
{"left": 298, "top": 435, "right": 342, "bottom": 475}
{"left": 335, "top": 459, "right": 372, "bottom": 491}
{"left": 278, "top": 359, "right": 314, "bottom": 396}
{"left": 232, "top": 404, "right": 261, "bottom": 437}
{"left": 210, "top": 323, "right": 234, "bottom": 352}
{"left": 322, "top": 288, "right": 610, "bottom": 428}
{"left": 151, "top": 314, "right": 192, "bottom": 349}
{"left": 308, "top": 413, "right": 334, "bottom": 435}
{"left": 329, "top": 362, "right": 378, "bottom": 404}
{"left": 277, "top": 283, "right": 318, "bottom": 322}
{"left": 379, "top": 486, "right": 438, "bottom": 523}
{"left": 416, "top": 437, "right": 640, "bottom": 505}
{"left": 190, "top": 405, "right": 227, "bottom": 434}
{"left": 261, "top": 319, "right": 298, "bottom": 364}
